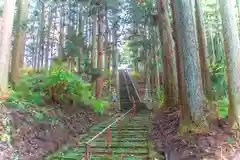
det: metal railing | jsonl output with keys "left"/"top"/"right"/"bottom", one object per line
{"left": 84, "top": 97, "right": 136, "bottom": 159}
{"left": 84, "top": 72, "right": 137, "bottom": 160}
{"left": 125, "top": 72, "right": 141, "bottom": 102}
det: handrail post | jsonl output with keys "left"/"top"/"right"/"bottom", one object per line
{"left": 84, "top": 143, "right": 89, "bottom": 160}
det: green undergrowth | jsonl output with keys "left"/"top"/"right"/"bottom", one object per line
{"left": 209, "top": 59, "right": 228, "bottom": 118}
{"left": 6, "top": 60, "right": 106, "bottom": 114}
{"left": 155, "top": 87, "right": 164, "bottom": 104}
{"left": 0, "top": 60, "right": 109, "bottom": 143}
{"left": 216, "top": 97, "right": 228, "bottom": 118}
{"left": 210, "top": 60, "right": 227, "bottom": 99}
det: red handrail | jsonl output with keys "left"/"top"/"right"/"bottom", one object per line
{"left": 84, "top": 96, "right": 136, "bottom": 160}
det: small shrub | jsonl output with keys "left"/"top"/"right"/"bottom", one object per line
{"left": 7, "top": 61, "right": 105, "bottom": 113}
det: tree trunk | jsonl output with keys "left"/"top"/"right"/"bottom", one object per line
{"left": 157, "top": 0, "right": 178, "bottom": 106}
{"left": 219, "top": 0, "right": 240, "bottom": 129}
{"left": 173, "top": 0, "right": 206, "bottom": 132}
{"left": 45, "top": 9, "right": 53, "bottom": 70}
{"left": 170, "top": 0, "right": 182, "bottom": 106}
{"left": 0, "top": 0, "right": 17, "bottom": 93}
{"left": 40, "top": 5, "right": 45, "bottom": 69}
{"left": 91, "top": 14, "right": 97, "bottom": 69}
{"left": 153, "top": 27, "right": 160, "bottom": 98}
{"left": 58, "top": 4, "right": 64, "bottom": 60}
{"left": 95, "top": 1, "right": 104, "bottom": 98}
{"left": 35, "top": 30, "right": 40, "bottom": 71}
{"left": 77, "top": 7, "right": 83, "bottom": 73}
{"left": 91, "top": 7, "right": 97, "bottom": 95}
{"left": 195, "top": 0, "right": 212, "bottom": 99}
{"left": 112, "top": 8, "right": 119, "bottom": 106}
{"left": 37, "top": 4, "right": 44, "bottom": 71}
{"left": 11, "top": 0, "right": 23, "bottom": 82}
{"left": 33, "top": 35, "right": 38, "bottom": 69}
{"left": 104, "top": 5, "right": 109, "bottom": 71}
{"left": 19, "top": 0, "right": 28, "bottom": 68}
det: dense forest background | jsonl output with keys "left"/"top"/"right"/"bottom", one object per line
{"left": 0, "top": 0, "right": 240, "bottom": 159}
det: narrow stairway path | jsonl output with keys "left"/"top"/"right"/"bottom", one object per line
{"left": 44, "top": 71, "right": 165, "bottom": 160}
{"left": 43, "top": 117, "right": 117, "bottom": 160}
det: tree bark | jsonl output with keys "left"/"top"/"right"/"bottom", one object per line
{"left": 11, "top": 0, "right": 23, "bottom": 82}
{"left": 173, "top": 0, "right": 205, "bottom": 128}
{"left": 112, "top": 7, "right": 119, "bottom": 106}
{"left": 219, "top": 0, "right": 240, "bottom": 129}
{"left": 37, "top": 4, "right": 44, "bottom": 71}
{"left": 195, "top": 0, "right": 212, "bottom": 99}
{"left": 95, "top": 1, "right": 104, "bottom": 98}
{"left": 104, "top": 5, "right": 109, "bottom": 71}
{"left": 157, "top": 0, "right": 178, "bottom": 106}
{"left": 0, "top": 0, "right": 17, "bottom": 93}
{"left": 77, "top": 7, "right": 83, "bottom": 73}
{"left": 58, "top": 3, "right": 64, "bottom": 60}
{"left": 170, "top": 0, "right": 182, "bottom": 105}
{"left": 91, "top": 14, "right": 97, "bottom": 69}
{"left": 45, "top": 9, "right": 52, "bottom": 70}
{"left": 153, "top": 27, "right": 160, "bottom": 98}
{"left": 19, "top": 0, "right": 28, "bottom": 68}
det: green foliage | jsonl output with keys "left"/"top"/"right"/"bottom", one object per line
{"left": 6, "top": 60, "right": 105, "bottom": 113}
{"left": 209, "top": 59, "right": 227, "bottom": 99}
{"left": 209, "top": 58, "right": 228, "bottom": 118}
{"left": 155, "top": 87, "right": 164, "bottom": 104}
{"left": 217, "top": 97, "right": 228, "bottom": 118}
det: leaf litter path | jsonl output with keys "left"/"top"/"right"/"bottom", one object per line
{"left": 151, "top": 106, "right": 240, "bottom": 160}
{"left": 130, "top": 74, "right": 240, "bottom": 160}
{"left": 0, "top": 102, "right": 108, "bottom": 160}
